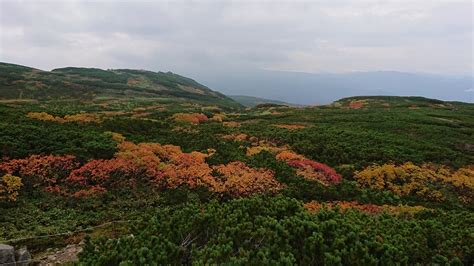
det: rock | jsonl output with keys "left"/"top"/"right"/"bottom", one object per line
{"left": 15, "top": 247, "right": 31, "bottom": 266}
{"left": 0, "top": 244, "right": 16, "bottom": 266}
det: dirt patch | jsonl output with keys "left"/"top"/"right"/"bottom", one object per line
{"left": 35, "top": 243, "right": 83, "bottom": 265}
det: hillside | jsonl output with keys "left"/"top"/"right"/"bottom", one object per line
{"left": 0, "top": 62, "right": 242, "bottom": 109}
{"left": 229, "top": 95, "right": 300, "bottom": 107}
{"left": 1, "top": 92, "right": 473, "bottom": 264}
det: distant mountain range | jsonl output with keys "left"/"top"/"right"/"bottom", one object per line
{"left": 0, "top": 62, "right": 242, "bottom": 108}
{"left": 228, "top": 95, "right": 300, "bottom": 107}
{"left": 192, "top": 70, "right": 473, "bottom": 105}
{"left": 2, "top": 62, "right": 472, "bottom": 108}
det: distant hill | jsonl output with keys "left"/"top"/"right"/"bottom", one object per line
{"left": 228, "top": 95, "right": 299, "bottom": 107}
{"left": 0, "top": 62, "right": 242, "bottom": 108}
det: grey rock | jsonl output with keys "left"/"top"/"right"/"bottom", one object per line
{"left": 0, "top": 244, "right": 16, "bottom": 266}
{"left": 15, "top": 247, "right": 31, "bottom": 266}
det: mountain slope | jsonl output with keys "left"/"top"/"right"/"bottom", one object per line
{"left": 0, "top": 62, "right": 242, "bottom": 108}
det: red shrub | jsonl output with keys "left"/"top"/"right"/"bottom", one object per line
{"left": 0, "top": 155, "right": 78, "bottom": 187}
{"left": 287, "top": 159, "right": 342, "bottom": 185}
{"left": 67, "top": 158, "right": 142, "bottom": 188}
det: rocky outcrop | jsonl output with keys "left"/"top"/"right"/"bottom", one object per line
{"left": 37, "top": 244, "right": 82, "bottom": 265}
{"left": 0, "top": 244, "right": 31, "bottom": 266}
{"left": 0, "top": 244, "right": 15, "bottom": 266}
{"left": 15, "top": 247, "right": 31, "bottom": 266}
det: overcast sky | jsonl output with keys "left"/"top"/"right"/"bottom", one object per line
{"left": 0, "top": 0, "right": 472, "bottom": 77}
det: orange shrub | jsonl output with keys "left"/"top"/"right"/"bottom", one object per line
{"left": 67, "top": 158, "right": 142, "bottom": 188}
{"left": 172, "top": 113, "right": 208, "bottom": 124}
{"left": 162, "top": 152, "right": 217, "bottom": 189}
{"left": 275, "top": 151, "right": 306, "bottom": 162}
{"left": 212, "top": 161, "right": 283, "bottom": 196}
{"left": 348, "top": 100, "right": 366, "bottom": 109}
{"left": 72, "top": 185, "right": 107, "bottom": 198}
{"left": 221, "top": 133, "right": 248, "bottom": 142}
{"left": 2, "top": 139, "right": 290, "bottom": 198}
{"left": 0, "top": 155, "right": 78, "bottom": 188}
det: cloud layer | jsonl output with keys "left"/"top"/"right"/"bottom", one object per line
{"left": 0, "top": 0, "right": 472, "bottom": 76}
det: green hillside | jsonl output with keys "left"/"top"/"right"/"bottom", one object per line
{"left": 0, "top": 62, "right": 242, "bottom": 109}
{"left": 0, "top": 72, "right": 473, "bottom": 264}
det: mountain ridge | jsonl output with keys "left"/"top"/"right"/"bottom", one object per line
{"left": 0, "top": 62, "right": 242, "bottom": 109}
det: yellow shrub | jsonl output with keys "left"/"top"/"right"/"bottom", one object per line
{"left": 222, "top": 121, "right": 241, "bottom": 127}
{"left": 63, "top": 113, "right": 101, "bottom": 123}
{"left": 354, "top": 162, "right": 474, "bottom": 203}
{"left": 272, "top": 124, "right": 306, "bottom": 130}
{"left": 26, "top": 112, "right": 57, "bottom": 122}
{"left": 0, "top": 174, "right": 23, "bottom": 201}
{"left": 27, "top": 112, "right": 101, "bottom": 123}
{"left": 210, "top": 114, "right": 226, "bottom": 122}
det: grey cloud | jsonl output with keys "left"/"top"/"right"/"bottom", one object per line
{"left": 0, "top": 0, "right": 472, "bottom": 76}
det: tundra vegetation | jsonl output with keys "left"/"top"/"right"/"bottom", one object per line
{"left": 0, "top": 63, "right": 473, "bottom": 265}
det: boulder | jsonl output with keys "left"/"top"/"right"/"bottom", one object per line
{"left": 15, "top": 247, "right": 31, "bottom": 266}
{"left": 0, "top": 244, "right": 16, "bottom": 266}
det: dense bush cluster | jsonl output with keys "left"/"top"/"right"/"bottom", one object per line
{"left": 79, "top": 196, "right": 473, "bottom": 265}
{"left": 0, "top": 138, "right": 284, "bottom": 198}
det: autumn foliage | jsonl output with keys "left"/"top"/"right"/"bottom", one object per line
{"left": 348, "top": 100, "right": 366, "bottom": 109}
{"left": 244, "top": 140, "right": 342, "bottom": 185}
{"left": 276, "top": 151, "right": 342, "bottom": 185}
{"left": 0, "top": 174, "right": 22, "bottom": 201}
{"left": 210, "top": 113, "right": 226, "bottom": 122}
{"left": 222, "top": 121, "right": 241, "bottom": 127}
{"left": 67, "top": 158, "right": 141, "bottom": 190}
{"left": 246, "top": 145, "right": 287, "bottom": 156}
{"left": 0, "top": 155, "right": 78, "bottom": 188}
{"left": 355, "top": 162, "right": 474, "bottom": 203}
{"left": 26, "top": 112, "right": 101, "bottom": 123}
{"left": 172, "top": 113, "right": 208, "bottom": 124}
{"left": 220, "top": 133, "right": 248, "bottom": 142}
{"left": 162, "top": 152, "right": 216, "bottom": 189}
{"left": 0, "top": 140, "right": 283, "bottom": 198}
{"left": 272, "top": 124, "right": 307, "bottom": 130}
{"left": 212, "top": 161, "right": 284, "bottom": 196}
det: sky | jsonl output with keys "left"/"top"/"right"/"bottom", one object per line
{"left": 0, "top": 0, "right": 473, "bottom": 78}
